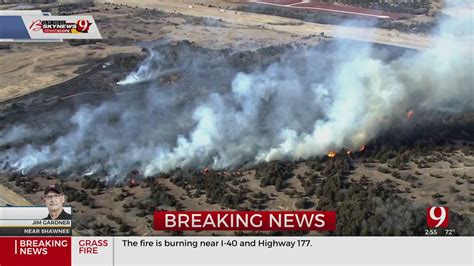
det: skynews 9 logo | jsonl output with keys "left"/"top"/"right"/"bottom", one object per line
{"left": 29, "top": 19, "right": 92, "bottom": 34}
{"left": 427, "top": 207, "right": 449, "bottom": 228}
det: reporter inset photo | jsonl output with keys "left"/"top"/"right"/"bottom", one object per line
{"left": 43, "top": 184, "right": 72, "bottom": 220}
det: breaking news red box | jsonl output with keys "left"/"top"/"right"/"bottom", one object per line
{"left": 0, "top": 237, "right": 71, "bottom": 266}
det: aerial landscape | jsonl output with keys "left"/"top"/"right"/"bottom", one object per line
{"left": 0, "top": 0, "right": 472, "bottom": 236}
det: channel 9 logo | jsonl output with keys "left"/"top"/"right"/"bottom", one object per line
{"left": 76, "top": 19, "right": 92, "bottom": 33}
{"left": 427, "top": 207, "right": 449, "bottom": 228}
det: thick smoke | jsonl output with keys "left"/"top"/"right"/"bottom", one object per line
{"left": 0, "top": 3, "right": 472, "bottom": 180}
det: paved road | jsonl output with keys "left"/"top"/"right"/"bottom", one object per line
{"left": 257, "top": 0, "right": 403, "bottom": 19}
{"left": 0, "top": 183, "right": 31, "bottom": 207}
{"left": 0, "top": 196, "right": 9, "bottom": 206}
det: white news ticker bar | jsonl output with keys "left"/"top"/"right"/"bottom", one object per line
{"left": 71, "top": 237, "right": 474, "bottom": 266}
{"left": 0, "top": 219, "right": 71, "bottom": 227}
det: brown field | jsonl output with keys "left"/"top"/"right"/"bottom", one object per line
{"left": 0, "top": 0, "right": 472, "bottom": 237}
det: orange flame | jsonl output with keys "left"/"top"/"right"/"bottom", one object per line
{"left": 359, "top": 145, "right": 366, "bottom": 152}
{"left": 346, "top": 150, "right": 352, "bottom": 156}
{"left": 327, "top": 151, "right": 336, "bottom": 158}
{"left": 407, "top": 110, "right": 414, "bottom": 119}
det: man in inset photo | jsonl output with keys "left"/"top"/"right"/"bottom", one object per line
{"left": 43, "top": 184, "right": 72, "bottom": 220}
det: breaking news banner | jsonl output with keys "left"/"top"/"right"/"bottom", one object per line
{"left": 154, "top": 211, "right": 336, "bottom": 231}
{"left": 0, "top": 10, "right": 101, "bottom": 42}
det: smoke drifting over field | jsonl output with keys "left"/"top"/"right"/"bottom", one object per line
{"left": 0, "top": 5, "right": 473, "bottom": 180}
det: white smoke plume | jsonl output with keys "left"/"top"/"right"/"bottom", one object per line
{"left": 145, "top": 6, "right": 473, "bottom": 173}
{"left": 0, "top": 3, "right": 472, "bottom": 180}
{"left": 117, "top": 50, "right": 165, "bottom": 85}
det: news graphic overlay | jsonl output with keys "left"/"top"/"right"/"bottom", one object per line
{"left": 0, "top": 206, "right": 72, "bottom": 236}
{"left": 424, "top": 206, "right": 458, "bottom": 236}
{"left": 0, "top": 184, "right": 73, "bottom": 265}
{"left": 0, "top": 185, "right": 72, "bottom": 236}
{"left": 427, "top": 206, "right": 449, "bottom": 229}
{"left": 0, "top": 237, "right": 71, "bottom": 266}
{"left": 0, "top": 10, "right": 101, "bottom": 41}
{"left": 154, "top": 211, "right": 336, "bottom": 231}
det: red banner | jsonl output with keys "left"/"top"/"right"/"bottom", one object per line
{"left": 154, "top": 211, "right": 336, "bottom": 231}
{"left": 0, "top": 237, "right": 71, "bottom": 266}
